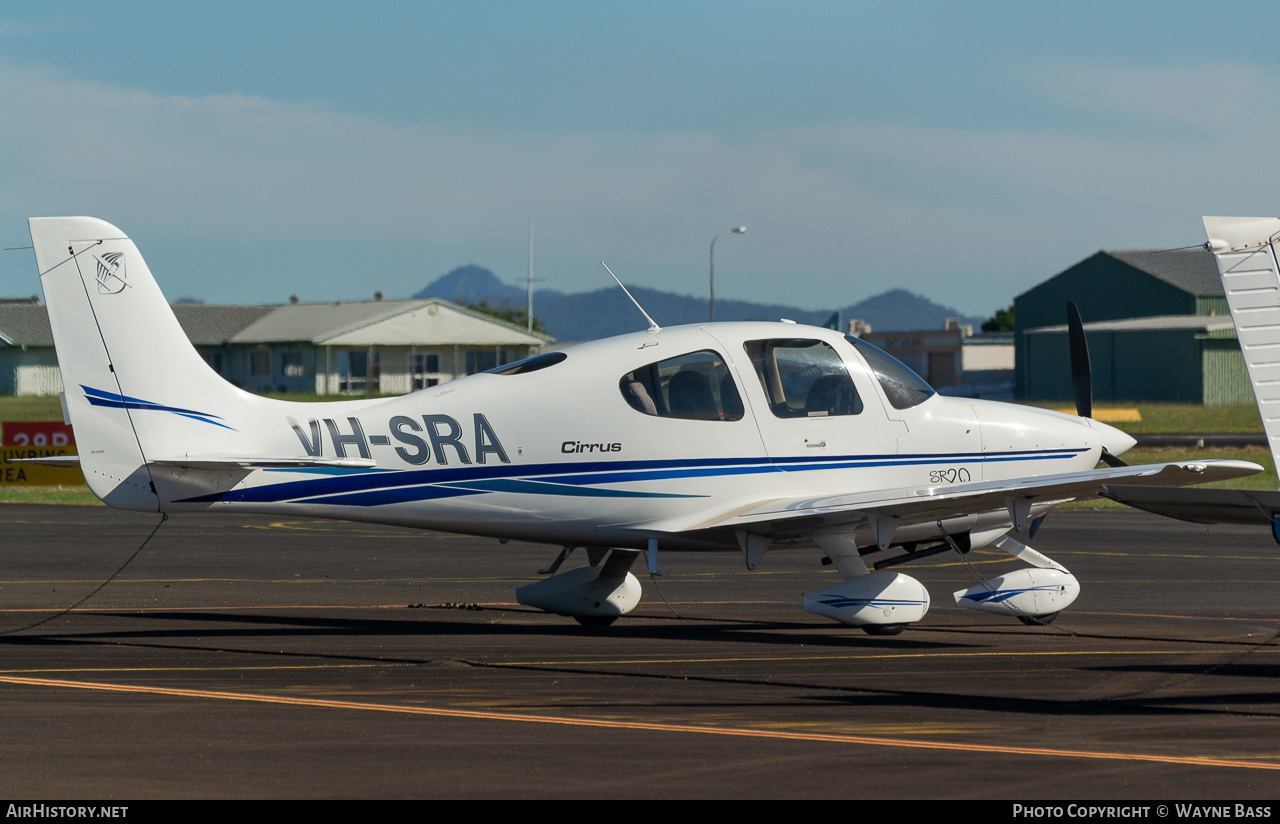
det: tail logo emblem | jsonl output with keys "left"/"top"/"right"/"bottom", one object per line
{"left": 93, "top": 252, "right": 128, "bottom": 294}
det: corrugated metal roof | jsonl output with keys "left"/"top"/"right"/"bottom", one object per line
{"left": 963, "top": 333, "right": 1013, "bottom": 346}
{"left": 230, "top": 300, "right": 427, "bottom": 343}
{"left": 0, "top": 298, "right": 556, "bottom": 348}
{"left": 232, "top": 298, "right": 554, "bottom": 345}
{"left": 0, "top": 302, "right": 280, "bottom": 347}
{"left": 172, "top": 304, "right": 277, "bottom": 345}
{"left": 1025, "top": 314, "right": 1236, "bottom": 334}
{"left": 1105, "top": 248, "right": 1223, "bottom": 296}
{"left": 0, "top": 302, "right": 54, "bottom": 346}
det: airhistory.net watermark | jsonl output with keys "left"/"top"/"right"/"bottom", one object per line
{"left": 6, "top": 807, "right": 128, "bottom": 819}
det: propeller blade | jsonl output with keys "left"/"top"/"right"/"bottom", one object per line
{"left": 1066, "top": 301, "right": 1092, "bottom": 420}
{"left": 1100, "top": 448, "right": 1128, "bottom": 468}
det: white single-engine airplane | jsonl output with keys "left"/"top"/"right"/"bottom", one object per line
{"left": 23, "top": 216, "right": 1275, "bottom": 632}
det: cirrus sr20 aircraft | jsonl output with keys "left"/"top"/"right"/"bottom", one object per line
{"left": 23, "top": 216, "right": 1276, "bottom": 633}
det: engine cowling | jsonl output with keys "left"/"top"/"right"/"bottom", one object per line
{"left": 953, "top": 567, "right": 1079, "bottom": 618}
{"left": 803, "top": 571, "right": 930, "bottom": 627}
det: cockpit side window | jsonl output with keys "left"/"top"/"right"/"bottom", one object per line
{"left": 619, "top": 350, "right": 744, "bottom": 422}
{"left": 485, "top": 351, "right": 567, "bottom": 375}
{"left": 744, "top": 339, "right": 863, "bottom": 418}
{"left": 845, "top": 335, "right": 935, "bottom": 410}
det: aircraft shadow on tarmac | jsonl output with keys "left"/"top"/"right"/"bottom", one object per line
{"left": 0, "top": 608, "right": 978, "bottom": 652}
{"left": 5, "top": 612, "right": 1275, "bottom": 719}
{"left": 1087, "top": 662, "right": 1280, "bottom": 680}
{"left": 4, "top": 610, "right": 1276, "bottom": 718}
{"left": 792, "top": 684, "right": 1280, "bottom": 716}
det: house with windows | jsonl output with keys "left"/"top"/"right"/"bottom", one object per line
{"left": 0, "top": 297, "right": 554, "bottom": 396}
{"left": 0, "top": 299, "right": 61, "bottom": 395}
{"left": 224, "top": 298, "right": 554, "bottom": 395}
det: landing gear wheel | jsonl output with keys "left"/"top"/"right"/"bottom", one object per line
{"left": 1018, "top": 612, "right": 1058, "bottom": 626}
{"left": 574, "top": 614, "right": 619, "bottom": 627}
{"left": 862, "top": 624, "right": 906, "bottom": 636}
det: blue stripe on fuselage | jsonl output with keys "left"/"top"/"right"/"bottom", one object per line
{"left": 173, "top": 447, "right": 1088, "bottom": 506}
{"left": 304, "top": 477, "right": 705, "bottom": 507}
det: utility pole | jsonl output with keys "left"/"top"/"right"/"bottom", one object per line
{"left": 527, "top": 220, "right": 534, "bottom": 332}
{"left": 709, "top": 225, "right": 747, "bottom": 322}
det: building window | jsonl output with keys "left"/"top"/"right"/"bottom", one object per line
{"left": 251, "top": 350, "right": 270, "bottom": 376}
{"left": 466, "top": 350, "right": 498, "bottom": 375}
{"left": 411, "top": 353, "right": 442, "bottom": 390}
{"left": 339, "top": 350, "right": 368, "bottom": 393}
{"left": 202, "top": 351, "right": 223, "bottom": 373}
{"left": 282, "top": 351, "right": 306, "bottom": 378}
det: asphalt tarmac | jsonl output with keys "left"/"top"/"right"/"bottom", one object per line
{"left": 1, "top": 504, "right": 1278, "bottom": 799}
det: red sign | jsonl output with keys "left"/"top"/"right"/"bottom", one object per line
{"left": 1, "top": 421, "right": 74, "bottom": 447}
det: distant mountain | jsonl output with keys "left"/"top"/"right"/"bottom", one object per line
{"left": 840, "top": 288, "right": 977, "bottom": 334}
{"left": 414, "top": 266, "right": 982, "bottom": 341}
{"left": 413, "top": 265, "right": 550, "bottom": 305}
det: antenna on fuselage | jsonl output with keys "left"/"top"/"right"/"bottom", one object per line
{"left": 601, "top": 261, "right": 661, "bottom": 332}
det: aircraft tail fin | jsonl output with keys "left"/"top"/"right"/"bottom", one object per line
{"left": 29, "top": 217, "right": 259, "bottom": 510}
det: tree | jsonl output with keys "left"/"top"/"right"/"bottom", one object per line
{"left": 982, "top": 303, "right": 1014, "bottom": 333}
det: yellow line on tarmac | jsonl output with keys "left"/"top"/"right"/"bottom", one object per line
{"left": 1, "top": 675, "right": 1275, "bottom": 771}
{"left": 2, "top": 648, "right": 1266, "bottom": 676}
{"left": 0, "top": 603, "right": 414, "bottom": 613}
{"left": 1051, "top": 549, "right": 1272, "bottom": 562}
{"left": 241, "top": 520, "right": 468, "bottom": 538}
{"left": 0, "top": 576, "right": 517, "bottom": 585}
{"left": 492, "top": 648, "right": 1274, "bottom": 667}
{"left": 0, "top": 664, "right": 384, "bottom": 675}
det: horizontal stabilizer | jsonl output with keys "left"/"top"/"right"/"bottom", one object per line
{"left": 10, "top": 456, "right": 81, "bottom": 467}
{"left": 149, "top": 455, "right": 377, "bottom": 470}
{"left": 14, "top": 455, "right": 376, "bottom": 470}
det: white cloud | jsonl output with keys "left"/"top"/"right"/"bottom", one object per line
{"left": 3, "top": 58, "right": 1279, "bottom": 313}
{"left": 0, "top": 20, "right": 82, "bottom": 38}
{"left": 1025, "top": 60, "right": 1272, "bottom": 129}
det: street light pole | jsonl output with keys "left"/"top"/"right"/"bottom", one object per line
{"left": 709, "top": 225, "right": 746, "bottom": 322}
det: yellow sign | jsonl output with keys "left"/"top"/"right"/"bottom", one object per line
{"left": 1051, "top": 408, "right": 1142, "bottom": 422}
{"left": 0, "top": 446, "right": 83, "bottom": 486}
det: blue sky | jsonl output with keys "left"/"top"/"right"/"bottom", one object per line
{"left": 3, "top": 1, "right": 1280, "bottom": 317}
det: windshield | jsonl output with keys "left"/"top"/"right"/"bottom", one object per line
{"left": 845, "top": 335, "right": 935, "bottom": 410}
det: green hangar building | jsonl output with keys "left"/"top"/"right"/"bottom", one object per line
{"left": 1014, "top": 248, "right": 1250, "bottom": 405}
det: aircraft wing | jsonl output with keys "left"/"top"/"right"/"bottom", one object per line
{"left": 655, "top": 459, "right": 1261, "bottom": 537}
{"left": 1100, "top": 485, "right": 1280, "bottom": 526}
